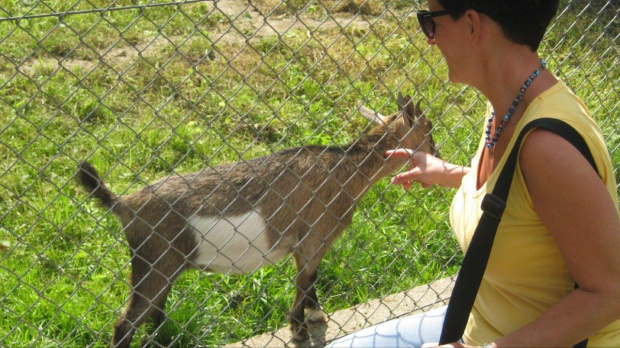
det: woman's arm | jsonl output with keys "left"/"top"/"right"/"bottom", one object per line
{"left": 386, "top": 149, "right": 470, "bottom": 189}
{"left": 425, "top": 128, "right": 620, "bottom": 348}
{"left": 488, "top": 129, "right": 620, "bottom": 347}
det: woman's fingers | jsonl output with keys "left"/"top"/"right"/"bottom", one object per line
{"left": 386, "top": 148, "right": 466, "bottom": 189}
{"left": 385, "top": 148, "right": 414, "bottom": 159}
{"left": 387, "top": 149, "right": 425, "bottom": 189}
{"left": 403, "top": 181, "right": 412, "bottom": 191}
{"left": 386, "top": 149, "right": 437, "bottom": 189}
{"left": 391, "top": 168, "right": 420, "bottom": 185}
{"left": 393, "top": 168, "right": 433, "bottom": 188}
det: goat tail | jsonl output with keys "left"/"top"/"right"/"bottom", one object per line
{"left": 77, "top": 161, "right": 117, "bottom": 209}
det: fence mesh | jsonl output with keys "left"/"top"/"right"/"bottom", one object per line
{"left": 0, "top": 0, "right": 617, "bottom": 347}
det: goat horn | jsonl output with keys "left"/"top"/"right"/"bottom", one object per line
{"left": 358, "top": 102, "right": 386, "bottom": 126}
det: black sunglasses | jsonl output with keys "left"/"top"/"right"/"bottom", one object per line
{"left": 417, "top": 9, "right": 450, "bottom": 39}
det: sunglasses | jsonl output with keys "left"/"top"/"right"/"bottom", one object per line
{"left": 417, "top": 9, "right": 450, "bottom": 40}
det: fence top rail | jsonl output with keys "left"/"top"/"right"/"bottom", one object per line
{"left": 0, "top": 0, "right": 212, "bottom": 23}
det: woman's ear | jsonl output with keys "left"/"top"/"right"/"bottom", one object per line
{"left": 464, "top": 9, "right": 483, "bottom": 42}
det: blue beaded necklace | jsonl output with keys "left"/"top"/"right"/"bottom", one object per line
{"left": 485, "top": 59, "right": 547, "bottom": 149}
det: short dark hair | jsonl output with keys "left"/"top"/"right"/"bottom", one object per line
{"left": 437, "top": 0, "right": 560, "bottom": 51}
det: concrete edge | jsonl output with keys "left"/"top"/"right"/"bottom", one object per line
{"left": 225, "top": 277, "right": 454, "bottom": 348}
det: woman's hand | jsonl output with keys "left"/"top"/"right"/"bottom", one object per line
{"left": 385, "top": 149, "right": 469, "bottom": 189}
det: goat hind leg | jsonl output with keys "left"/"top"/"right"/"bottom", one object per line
{"left": 112, "top": 259, "right": 173, "bottom": 347}
{"left": 139, "top": 284, "right": 173, "bottom": 348}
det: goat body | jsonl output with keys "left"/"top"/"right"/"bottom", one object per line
{"left": 78, "top": 93, "right": 437, "bottom": 347}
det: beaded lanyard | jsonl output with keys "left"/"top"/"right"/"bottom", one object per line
{"left": 485, "top": 59, "right": 547, "bottom": 149}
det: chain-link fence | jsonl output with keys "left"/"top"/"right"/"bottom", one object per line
{"left": 0, "top": 0, "right": 617, "bottom": 347}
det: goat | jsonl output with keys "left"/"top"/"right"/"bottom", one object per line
{"left": 77, "top": 92, "right": 438, "bottom": 347}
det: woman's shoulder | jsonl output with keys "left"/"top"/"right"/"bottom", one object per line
{"left": 526, "top": 80, "right": 588, "bottom": 118}
{"left": 518, "top": 80, "right": 617, "bottom": 201}
{"left": 521, "top": 80, "right": 605, "bottom": 143}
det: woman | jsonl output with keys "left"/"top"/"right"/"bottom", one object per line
{"left": 328, "top": 0, "right": 620, "bottom": 347}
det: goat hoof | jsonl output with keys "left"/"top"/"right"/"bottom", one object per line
{"left": 140, "top": 337, "right": 155, "bottom": 348}
{"left": 291, "top": 323, "right": 309, "bottom": 342}
{"left": 112, "top": 322, "right": 134, "bottom": 348}
{"left": 305, "top": 308, "right": 328, "bottom": 323}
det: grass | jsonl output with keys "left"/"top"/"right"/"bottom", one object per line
{"left": 0, "top": 0, "right": 618, "bottom": 346}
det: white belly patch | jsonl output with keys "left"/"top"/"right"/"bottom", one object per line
{"left": 189, "top": 210, "right": 289, "bottom": 275}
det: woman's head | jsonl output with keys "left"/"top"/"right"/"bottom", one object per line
{"left": 436, "top": 0, "right": 559, "bottom": 51}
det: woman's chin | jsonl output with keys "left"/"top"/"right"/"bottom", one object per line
{"left": 447, "top": 69, "right": 461, "bottom": 84}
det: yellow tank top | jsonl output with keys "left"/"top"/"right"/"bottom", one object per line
{"left": 449, "top": 80, "right": 620, "bottom": 346}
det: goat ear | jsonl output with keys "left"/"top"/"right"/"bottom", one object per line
{"left": 358, "top": 103, "right": 386, "bottom": 126}
{"left": 400, "top": 94, "right": 416, "bottom": 127}
{"left": 415, "top": 99, "right": 423, "bottom": 120}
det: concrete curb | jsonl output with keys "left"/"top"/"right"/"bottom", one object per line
{"left": 225, "top": 277, "right": 454, "bottom": 347}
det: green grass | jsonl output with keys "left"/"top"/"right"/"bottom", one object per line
{"left": 0, "top": 0, "right": 618, "bottom": 347}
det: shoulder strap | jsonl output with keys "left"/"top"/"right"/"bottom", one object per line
{"left": 439, "top": 118, "right": 597, "bottom": 347}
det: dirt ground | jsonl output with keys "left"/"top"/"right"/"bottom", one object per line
{"left": 21, "top": 0, "right": 387, "bottom": 75}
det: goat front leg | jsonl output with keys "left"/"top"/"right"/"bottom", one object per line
{"left": 290, "top": 251, "right": 327, "bottom": 341}
{"left": 303, "top": 271, "right": 328, "bottom": 323}
{"left": 290, "top": 268, "right": 312, "bottom": 341}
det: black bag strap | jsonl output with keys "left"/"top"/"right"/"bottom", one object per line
{"left": 439, "top": 118, "right": 598, "bottom": 347}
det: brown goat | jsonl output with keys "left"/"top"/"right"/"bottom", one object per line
{"left": 77, "top": 93, "right": 438, "bottom": 347}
